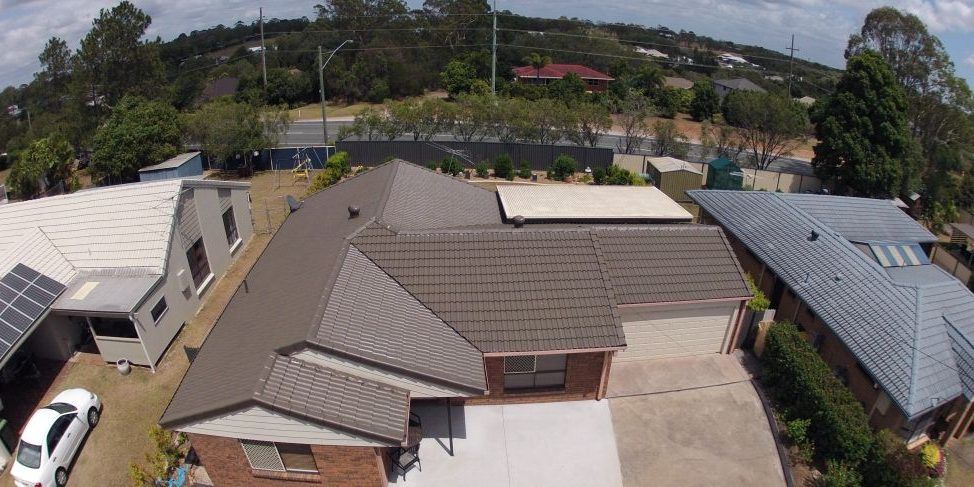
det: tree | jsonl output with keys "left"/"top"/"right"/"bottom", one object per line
{"left": 35, "top": 37, "right": 73, "bottom": 111}
{"left": 812, "top": 52, "right": 920, "bottom": 198}
{"left": 91, "top": 96, "right": 180, "bottom": 183}
{"left": 452, "top": 93, "right": 493, "bottom": 142}
{"left": 632, "top": 63, "right": 664, "bottom": 96}
{"left": 75, "top": 1, "right": 164, "bottom": 107}
{"left": 615, "top": 92, "right": 653, "bottom": 154}
{"left": 548, "top": 73, "right": 586, "bottom": 104}
{"left": 522, "top": 52, "right": 552, "bottom": 81}
{"left": 8, "top": 136, "right": 75, "bottom": 199}
{"left": 690, "top": 81, "right": 719, "bottom": 122}
{"left": 653, "top": 88, "right": 684, "bottom": 119}
{"left": 723, "top": 91, "right": 809, "bottom": 169}
{"left": 567, "top": 103, "right": 611, "bottom": 147}
{"left": 265, "top": 69, "right": 312, "bottom": 106}
{"left": 183, "top": 99, "right": 277, "bottom": 170}
{"left": 440, "top": 59, "right": 479, "bottom": 98}
{"left": 651, "top": 120, "right": 690, "bottom": 158}
{"left": 700, "top": 120, "right": 745, "bottom": 161}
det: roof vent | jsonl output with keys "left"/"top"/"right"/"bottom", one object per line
{"left": 834, "top": 273, "right": 844, "bottom": 282}
{"left": 348, "top": 206, "right": 360, "bottom": 218}
{"left": 285, "top": 195, "right": 302, "bottom": 212}
{"left": 808, "top": 230, "right": 819, "bottom": 242}
{"left": 512, "top": 215, "right": 525, "bottom": 228}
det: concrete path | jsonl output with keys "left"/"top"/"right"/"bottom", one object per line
{"left": 395, "top": 401, "right": 623, "bottom": 487}
{"left": 608, "top": 355, "right": 785, "bottom": 487}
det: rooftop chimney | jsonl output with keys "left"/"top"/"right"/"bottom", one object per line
{"left": 348, "top": 206, "right": 360, "bottom": 218}
{"left": 512, "top": 215, "right": 525, "bottom": 228}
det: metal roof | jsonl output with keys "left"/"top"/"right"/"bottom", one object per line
{"left": 495, "top": 185, "right": 693, "bottom": 222}
{"left": 647, "top": 156, "right": 703, "bottom": 175}
{"left": 512, "top": 64, "right": 614, "bottom": 80}
{"left": 254, "top": 355, "right": 410, "bottom": 444}
{"left": 54, "top": 273, "right": 161, "bottom": 314}
{"left": 163, "top": 161, "right": 749, "bottom": 436}
{"left": 139, "top": 152, "right": 201, "bottom": 173}
{"left": 780, "top": 193, "right": 936, "bottom": 244}
{"left": 714, "top": 78, "right": 767, "bottom": 92}
{"left": 690, "top": 190, "right": 974, "bottom": 418}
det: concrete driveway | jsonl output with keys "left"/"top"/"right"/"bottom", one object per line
{"left": 608, "top": 354, "right": 785, "bottom": 487}
{"left": 394, "top": 401, "right": 623, "bottom": 487}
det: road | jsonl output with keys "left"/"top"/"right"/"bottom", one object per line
{"left": 280, "top": 120, "right": 816, "bottom": 176}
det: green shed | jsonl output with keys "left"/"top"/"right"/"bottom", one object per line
{"left": 706, "top": 157, "right": 744, "bottom": 190}
{"left": 646, "top": 157, "right": 703, "bottom": 203}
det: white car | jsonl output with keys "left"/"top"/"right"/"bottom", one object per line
{"left": 10, "top": 388, "right": 102, "bottom": 487}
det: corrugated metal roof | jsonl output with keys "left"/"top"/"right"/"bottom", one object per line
{"left": 496, "top": 185, "right": 692, "bottom": 222}
{"left": 647, "top": 157, "right": 702, "bottom": 175}
{"left": 139, "top": 152, "right": 201, "bottom": 172}
{"left": 780, "top": 193, "right": 936, "bottom": 244}
{"left": 254, "top": 355, "right": 410, "bottom": 444}
{"left": 690, "top": 190, "right": 974, "bottom": 418}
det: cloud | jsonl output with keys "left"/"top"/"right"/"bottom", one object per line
{"left": 896, "top": 0, "right": 974, "bottom": 32}
{"left": 965, "top": 54, "right": 974, "bottom": 68}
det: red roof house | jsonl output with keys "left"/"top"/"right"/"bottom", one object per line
{"left": 512, "top": 63, "right": 614, "bottom": 92}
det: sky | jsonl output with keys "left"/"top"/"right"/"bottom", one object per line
{"left": 0, "top": 0, "right": 971, "bottom": 89}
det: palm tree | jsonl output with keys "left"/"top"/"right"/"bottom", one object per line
{"left": 523, "top": 52, "right": 553, "bottom": 83}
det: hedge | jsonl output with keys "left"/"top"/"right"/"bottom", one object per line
{"left": 762, "top": 322, "right": 875, "bottom": 465}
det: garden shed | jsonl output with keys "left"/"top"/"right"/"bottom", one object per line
{"left": 706, "top": 157, "right": 744, "bottom": 190}
{"left": 646, "top": 156, "right": 703, "bottom": 203}
{"left": 139, "top": 152, "right": 204, "bottom": 182}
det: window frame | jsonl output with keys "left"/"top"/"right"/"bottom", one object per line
{"left": 502, "top": 354, "right": 568, "bottom": 391}
{"left": 150, "top": 297, "right": 168, "bottom": 324}
{"left": 88, "top": 316, "right": 139, "bottom": 339}
{"left": 240, "top": 440, "right": 318, "bottom": 474}
{"left": 46, "top": 415, "right": 73, "bottom": 455}
{"left": 185, "top": 237, "right": 212, "bottom": 290}
{"left": 222, "top": 207, "right": 239, "bottom": 248}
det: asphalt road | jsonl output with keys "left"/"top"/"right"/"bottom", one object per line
{"left": 280, "top": 120, "right": 815, "bottom": 176}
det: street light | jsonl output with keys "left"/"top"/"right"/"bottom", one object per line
{"left": 318, "top": 40, "right": 354, "bottom": 145}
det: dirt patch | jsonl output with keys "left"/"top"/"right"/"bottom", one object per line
{"left": 947, "top": 439, "right": 974, "bottom": 486}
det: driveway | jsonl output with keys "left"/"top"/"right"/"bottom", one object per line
{"left": 608, "top": 354, "right": 786, "bottom": 487}
{"left": 394, "top": 401, "right": 624, "bottom": 487}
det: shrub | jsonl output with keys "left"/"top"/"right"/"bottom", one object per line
{"left": 594, "top": 165, "right": 645, "bottom": 186}
{"left": 440, "top": 157, "right": 463, "bottom": 176}
{"left": 920, "top": 443, "right": 945, "bottom": 478}
{"left": 426, "top": 161, "right": 438, "bottom": 171}
{"left": 476, "top": 161, "right": 490, "bottom": 178}
{"left": 493, "top": 153, "right": 514, "bottom": 179}
{"left": 325, "top": 151, "right": 351, "bottom": 178}
{"left": 822, "top": 460, "right": 862, "bottom": 487}
{"left": 862, "top": 430, "right": 933, "bottom": 487}
{"left": 785, "top": 418, "right": 814, "bottom": 463}
{"left": 593, "top": 167, "right": 606, "bottom": 185}
{"left": 549, "top": 155, "right": 576, "bottom": 181}
{"left": 307, "top": 167, "right": 341, "bottom": 195}
{"left": 746, "top": 274, "right": 770, "bottom": 311}
{"left": 518, "top": 162, "right": 532, "bottom": 179}
{"left": 129, "top": 426, "right": 187, "bottom": 486}
{"left": 762, "top": 322, "right": 874, "bottom": 465}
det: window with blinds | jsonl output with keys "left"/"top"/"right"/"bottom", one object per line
{"left": 241, "top": 440, "right": 284, "bottom": 471}
{"left": 503, "top": 354, "right": 567, "bottom": 390}
{"left": 240, "top": 440, "right": 318, "bottom": 474}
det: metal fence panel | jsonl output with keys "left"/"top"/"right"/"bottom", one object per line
{"left": 334, "top": 141, "right": 613, "bottom": 171}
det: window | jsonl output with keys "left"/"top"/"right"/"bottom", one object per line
{"left": 222, "top": 208, "right": 239, "bottom": 246}
{"left": 503, "top": 354, "right": 567, "bottom": 391}
{"left": 46, "top": 415, "right": 72, "bottom": 454}
{"left": 185, "top": 238, "right": 211, "bottom": 288}
{"left": 241, "top": 440, "right": 317, "bottom": 473}
{"left": 89, "top": 317, "right": 138, "bottom": 339}
{"left": 150, "top": 297, "right": 168, "bottom": 324}
{"left": 16, "top": 441, "right": 41, "bottom": 469}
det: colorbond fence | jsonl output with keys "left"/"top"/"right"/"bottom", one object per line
{"left": 334, "top": 140, "right": 613, "bottom": 171}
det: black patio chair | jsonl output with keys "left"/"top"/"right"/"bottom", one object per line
{"left": 391, "top": 412, "right": 424, "bottom": 478}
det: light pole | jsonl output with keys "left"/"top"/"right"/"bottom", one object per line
{"left": 318, "top": 39, "right": 354, "bottom": 145}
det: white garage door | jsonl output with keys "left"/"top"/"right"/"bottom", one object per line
{"left": 616, "top": 302, "right": 738, "bottom": 362}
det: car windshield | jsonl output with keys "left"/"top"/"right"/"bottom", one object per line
{"left": 44, "top": 403, "right": 76, "bottom": 414}
{"left": 16, "top": 441, "right": 41, "bottom": 469}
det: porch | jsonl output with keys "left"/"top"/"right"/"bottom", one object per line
{"left": 392, "top": 401, "right": 623, "bottom": 487}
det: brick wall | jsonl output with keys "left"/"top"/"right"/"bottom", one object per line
{"left": 188, "top": 433, "right": 388, "bottom": 487}
{"left": 462, "top": 352, "right": 609, "bottom": 405}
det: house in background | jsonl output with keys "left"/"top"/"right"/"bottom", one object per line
{"left": 512, "top": 64, "right": 614, "bottom": 92}
{"left": 691, "top": 190, "right": 974, "bottom": 447}
{"left": 0, "top": 178, "right": 252, "bottom": 373}
{"left": 161, "top": 160, "right": 751, "bottom": 486}
{"left": 714, "top": 78, "right": 766, "bottom": 101}
{"left": 198, "top": 76, "right": 240, "bottom": 104}
{"left": 635, "top": 47, "right": 669, "bottom": 60}
{"left": 139, "top": 152, "right": 204, "bottom": 182}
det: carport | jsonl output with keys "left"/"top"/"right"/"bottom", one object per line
{"left": 394, "top": 401, "right": 623, "bottom": 487}
{"left": 608, "top": 354, "right": 786, "bottom": 487}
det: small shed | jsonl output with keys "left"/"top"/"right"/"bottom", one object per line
{"left": 646, "top": 157, "right": 703, "bottom": 203}
{"left": 139, "top": 152, "right": 204, "bottom": 182}
{"left": 706, "top": 157, "right": 744, "bottom": 190}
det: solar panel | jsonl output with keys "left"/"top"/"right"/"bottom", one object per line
{"left": 0, "top": 264, "right": 66, "bottom": 358}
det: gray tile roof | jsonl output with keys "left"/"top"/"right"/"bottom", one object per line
{"left": 689, "top": 190, "right": 974, "bottom": 418}
{"left": 780, "top": 193, "right": 936, "bottom": 243}
{"left": 309, "top": 246, "right": 486, "bottom": 392}
{"left": 595, "top": 227, "right": 751, "bottom": 304}
{"left": 255, "top": 355, "right": 410, "bottom": 444}
{"left": 382, "top": 162, "right": 502, "bottom": 229}
{"left": 714, "top": 78, "right": 766, "bottom": 93}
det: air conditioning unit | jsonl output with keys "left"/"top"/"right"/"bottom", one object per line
{"left": 177, "top": 269, "right": 191, "bottom": 292}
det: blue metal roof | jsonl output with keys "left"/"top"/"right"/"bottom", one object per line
{"left": 690, "top": 190, "right": 974, "bottom": 419}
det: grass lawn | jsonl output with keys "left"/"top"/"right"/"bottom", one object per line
{"left": 0, "top": 171, "right": 307, "bottom": 487}
{"left": 947, "top": 438, "right": 974, "bottom": 486}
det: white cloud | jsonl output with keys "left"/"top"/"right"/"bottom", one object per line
{"left": 965, "top": 54, "right": 974, "bottom": 67}
{"left": 895, "top": 0, "right": 974, "bottom": 32}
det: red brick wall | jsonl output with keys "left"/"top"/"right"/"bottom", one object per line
{"left": 462, "top": 352, "right": 609, "bottom": 405}
{"left": 188, "top": 433, "right": 388, "bottom": 487}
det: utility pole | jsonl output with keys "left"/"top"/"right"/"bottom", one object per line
{"left": 491, "top": 0, "right": 497, "bottom": 95}
{"left": 260, "top": 7, "right": 268, "bottom": 89}
{"left": 786, "top": 34, "right": 799, "bottom": 96}
{"left": 318, "top": 40, "right": 354, "bottom": 144}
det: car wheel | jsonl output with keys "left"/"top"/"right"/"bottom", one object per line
{"left": 87, "top": 407, "right": 100, "bottom": 427}
{"left": 55, "top": 467, "right": 68, "bottom": 487}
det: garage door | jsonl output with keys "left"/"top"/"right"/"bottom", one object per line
{"left": 616, "top": 302, "right": 738, "bottom": 362}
